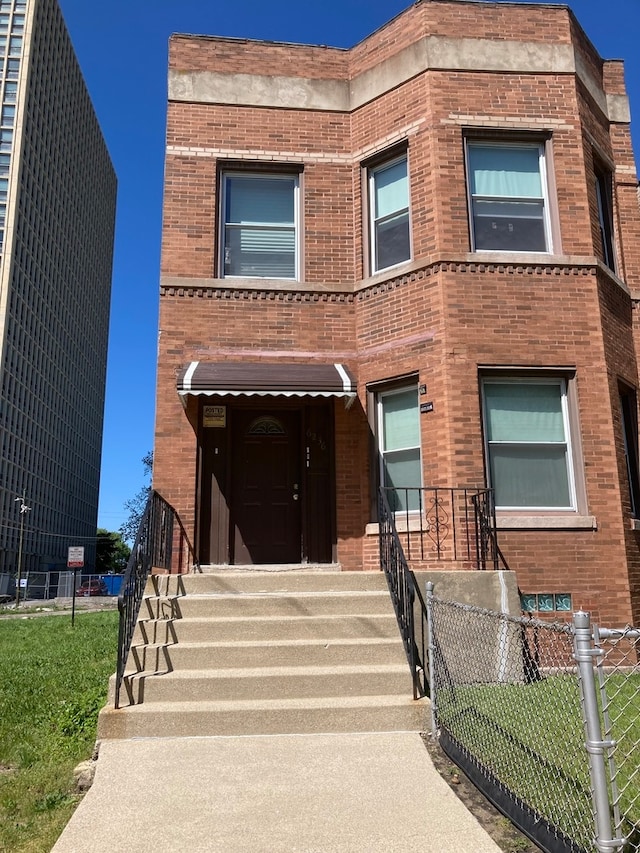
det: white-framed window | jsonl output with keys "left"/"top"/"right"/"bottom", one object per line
{"left": 594, "top": 162, "right": 616, "bottom": 272}
{"left": 482, "top": 377, "right": 576, "bottom": 510}
{"left": 466, "top": 140, "right": 552, "bottom": 253}
{"left": 369, "top": 155, "right": 410, "bottom": 273}
{"left": 221, "top": 172, "right": 299, "bottom": 279}
{"left": 377, "top": 385, "right": 422, "bottom": 511}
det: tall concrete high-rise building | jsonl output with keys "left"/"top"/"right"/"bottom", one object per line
{"left": 0, "top": 0, "right": 116, "bottom": 579}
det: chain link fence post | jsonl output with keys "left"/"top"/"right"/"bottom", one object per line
{"left": 426, "top": 580, "right": 437, "bottom": 738}
{"left": 573, "top": 611, "right": 622, "bottom": 853}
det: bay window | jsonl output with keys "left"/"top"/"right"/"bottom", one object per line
{"left": 482, "top": 377, "right": 576, "bottom": 510}
{"left": 369, "top": 155, "right": 410, "bottom": 273}
{"left": 620, "top": 388, "right": 640, "bottom": 518}
{"left": 594, "top": 162, "right": 616, "bottom": 272}
{"left": 466, "top": 140, "right": 551, "bottom": 253}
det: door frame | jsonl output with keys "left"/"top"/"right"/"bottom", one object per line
{"left": 195, "top": 397, "right": 336, "bottom": 565}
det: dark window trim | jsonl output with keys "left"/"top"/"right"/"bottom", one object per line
{"left": 593, "top": 154, "right": 616, "bottom": 272}
{"left": 217, "top": 159, "right": 304, "bottom": 175}
{"left": 361, "top": 139, "right": 409, "bottom": 171}
{"left": 620, "top": 384, "right": 640, "bottom": 518}
{"left": 216, "top": 162, "right": 304, "bottom": 280}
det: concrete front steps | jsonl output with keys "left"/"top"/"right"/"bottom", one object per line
{"left": 98, "top": 570, "right": 427, "bottom": 739}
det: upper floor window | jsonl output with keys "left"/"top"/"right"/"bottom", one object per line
{"left": 221, "top": 172, "right": 298, "bottom": 279}
{"left": 594, "top": 162, "right": 616, "bottom": 272}
{"left": 466, "top": 141, "right": 551, "bottom": 253}
{"left": 620, "top": 387, "right": 640, "bottom": 518}
{"left": 5, "top": 59, "right": 19, "bottom": 80}
{"left": 482, "top": 377, "right": 575, "bottom": 510}
{"left": 369, "top": 155, "right": 410, "bottom": 273}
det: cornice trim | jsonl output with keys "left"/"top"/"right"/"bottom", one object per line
{"left": 168, "top": 35, "right": 627, "bottom": 124}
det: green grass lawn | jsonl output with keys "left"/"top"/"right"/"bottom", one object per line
{"left": 0, "top": 610, "right": 118, "bottom": 853}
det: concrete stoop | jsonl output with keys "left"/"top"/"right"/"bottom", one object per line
{"left": 98, "top": 570, "right": 427, "bottom": 739}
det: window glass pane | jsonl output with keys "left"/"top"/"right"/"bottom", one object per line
{"left": 374, "top": 159, "right": 408, "bottom": 218}
{"left": 489, "top": 445, "right": 571, "bottom": 507}
{"left": 0, "top": 129, "right": 12, "bottom": 151}
{"left": 383, "top": 448, "right": 422, "bottom": 511}
{"left": 485, "top": 382, "right": 565, "bottom": 442}
{"left": 226, "top": 176, "right": 294, "bottom": 225}
{"left": 468, "top": 143, "right": 549, "bottom": 252}
{"left": 469, "top": 146, "right": 542, "bottom": 198}
{"left": 472, "top": 200, "right": 546, "bottom": 252}
{"left": 225, "top": 226, "right": 295, "bottom": 278}
{"left": 375, "top": 211, "right": 410, "bottom": 270}
{"left": 595, "top": 170, "right": 615, "bottom": 271}
{"left": 620, "top": 390, "right": 640, "bottom": 517}
{"left": 382, "top": 388, "right": 419, "bottom": 450}
{"left": 371, "top": 156, "right": 410, "bottom": 271}
{"left": 224, "top": 175, "right": 296, "bottom": 279}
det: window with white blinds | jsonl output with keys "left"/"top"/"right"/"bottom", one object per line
{"left": 222, "top": 173, "right": 298, "bottom": 279}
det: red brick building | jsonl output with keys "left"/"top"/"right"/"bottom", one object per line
{"left": 154, "top": 0, "right": 640, "bottom": 626}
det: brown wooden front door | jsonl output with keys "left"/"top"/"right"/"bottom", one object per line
{"left": 230, "top": 409, "right": 302, "bottom": 564}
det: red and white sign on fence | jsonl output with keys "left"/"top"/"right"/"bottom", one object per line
{"left": 67, "top": 546, "right": 84, "bottom": 568}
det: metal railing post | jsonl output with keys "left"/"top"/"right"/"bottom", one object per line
{"left": 573, "top": 611, "right": 623, "bottom": 853}
{"left": 426, "top": 580, "right": 437, "bottom": 739}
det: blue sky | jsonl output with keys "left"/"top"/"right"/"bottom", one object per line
{"left": 54, "top": 0, "right": 640, "bottom": 532}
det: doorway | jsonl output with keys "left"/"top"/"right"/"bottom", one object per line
{"left": 231, "top": 409, "right": 302, "bottom": 564}
{"left": 197, "top": 401, "right": 334, "bottom": 566}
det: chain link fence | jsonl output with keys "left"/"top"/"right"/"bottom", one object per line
{"left": 0, "top": 571, "right": 123, "bottom": 603}
{"left": 594, "top": 625, "right": 640, "bottom": 852}
{"left": 425, "top": 586, "right": 640, "bottom": 853}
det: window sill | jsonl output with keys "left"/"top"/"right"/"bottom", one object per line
{"left": 496, "top": 514, "right": 597, "bottom": 530}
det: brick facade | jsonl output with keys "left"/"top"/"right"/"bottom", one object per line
{"left": 155, "top": 0, "right": 640, "bottom": 626}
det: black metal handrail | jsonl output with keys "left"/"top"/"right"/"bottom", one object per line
{"left": 470, "top": 489, "right": 510, "bottom": 571}
{"left": 381, "top": 486, "right": 509, "bottom": 570}
{"left": 114, "top": 490, "right": 192, "bottom": 709}
{"left": 378, "top": 488, "right": 429, "bottom": 699}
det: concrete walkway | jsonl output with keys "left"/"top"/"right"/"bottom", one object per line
{"left": 52, "top": 731, "right": 502, "bottom": 852}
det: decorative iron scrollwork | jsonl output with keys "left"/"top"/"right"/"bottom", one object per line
{"left": 247, "top": 416, "right": 286, "bottom": 436}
